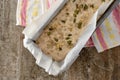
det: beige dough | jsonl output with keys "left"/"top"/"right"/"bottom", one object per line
{"left": 36, "top": 0, "right": 110, "bottom": 61}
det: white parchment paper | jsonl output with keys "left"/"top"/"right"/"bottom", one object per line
{"left": 22, "top": 0, "right": 113, "bottom": 76}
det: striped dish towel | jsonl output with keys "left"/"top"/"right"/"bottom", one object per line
{"left": 16, "top": 0, "right": 56, "bottom": 26}
{"left": 92, "top": 4, "right": 120, "bottom": 52}
{"left": 16, "top": 0, "right": 120, "bottom": 52}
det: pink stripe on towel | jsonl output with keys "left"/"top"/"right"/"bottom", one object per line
{"left": 47, "top": 0, "right": 51, "bottom": 8}
{"left": 85, "top": 38, "right": 94, "bottom": 47}
{"left": 95, "top": 27, "right": 108, "bottom": 50}
{"left": 112, "top": 5, "right": 120, "bottom": 34}
{"left": 21, "top": 0, "right": 28, "bottom": 26}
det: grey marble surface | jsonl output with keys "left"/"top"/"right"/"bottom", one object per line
{"left": 0, "top": 0, "right": 120, "bottom": 80}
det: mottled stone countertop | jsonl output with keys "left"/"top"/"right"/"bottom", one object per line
{"left": 0, "top": 0, "right": 119, "bottom": 80}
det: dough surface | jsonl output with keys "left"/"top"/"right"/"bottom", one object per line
{"left": 36, "top": 0, "right": 110, "bottom": 61}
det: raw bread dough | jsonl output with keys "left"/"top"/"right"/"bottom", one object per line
{"left": 36, "top": 0, "right": 110, "bottom": 61}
